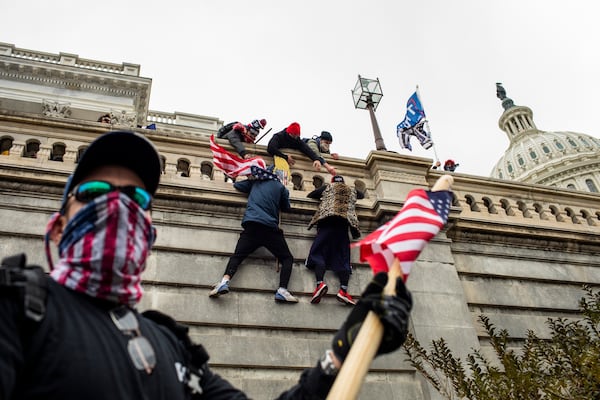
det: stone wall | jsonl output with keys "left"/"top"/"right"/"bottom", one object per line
{"left": 1, "top": 114, "right": 599, "bottom": 399}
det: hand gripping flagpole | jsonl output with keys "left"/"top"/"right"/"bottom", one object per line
{"left": 327, "top": 175, "right": 454, "bottom": 400}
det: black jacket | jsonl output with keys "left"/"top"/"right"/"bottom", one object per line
{"left": 267, "top": 130, "right": 325, "bottom": 165}
{"left": 0, "top": 275, "right": 334, "bottom": 399}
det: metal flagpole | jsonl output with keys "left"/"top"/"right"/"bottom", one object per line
{"left": 415, "top": 85, "right": 440, "bottom": 163}
{"left": 254, "top": 128, "right": 272, "bottom": 144}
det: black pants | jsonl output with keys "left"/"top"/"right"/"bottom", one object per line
{"left": 305, "top": 217, "right": 351, "bottom": 287}
{"left": 224, "top": 222, "right": 294, "bottom": 288}
{"left": 313, "top": 265, "right": 350, "bottom": 287}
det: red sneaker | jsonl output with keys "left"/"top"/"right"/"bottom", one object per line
{"left": 336, "top": 289, "right": 356, "bottom": 306}
{"left": 311, "top": 282, "right": 328, "bottom": 304}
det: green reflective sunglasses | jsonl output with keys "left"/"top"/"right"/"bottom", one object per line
{"left": 70, "top": 180, "right": 152, "bottom": 210}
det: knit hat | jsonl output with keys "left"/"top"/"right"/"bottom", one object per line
{"left": 331, "top": 175, "right": 345, "bottom": 183}
{"left": 320, "top": 131, "right": 333, "bottom": 142}
{"left": 251, "top": 119, "right": 267, "bottom": 130}
{"left": 285, "top": 122, "right": 301, "bottom": 136}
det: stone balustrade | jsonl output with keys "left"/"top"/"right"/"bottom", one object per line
{"left": 0, "top": 42, "right": 140, "bottom": 76}
{"left": 2, "top": 116, "right": 600, "bottom": 237}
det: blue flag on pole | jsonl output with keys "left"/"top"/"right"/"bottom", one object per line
{"left": 396, "top": 92, "right": 433, "bottom": 151}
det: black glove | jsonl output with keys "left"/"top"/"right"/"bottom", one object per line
{"left": 332, "top": 272, "right": 413, "bottom": 362}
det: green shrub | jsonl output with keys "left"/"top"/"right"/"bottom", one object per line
{"left": 403, "top": 286, "right": 600, "bottom": 400}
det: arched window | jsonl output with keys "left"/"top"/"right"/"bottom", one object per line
{"left": 554, "top": 140, "right": 564, "bottom": 150}
{"left": 529, "top": 150, "right": 537, "bottom": 160}
{"left": 0, "top": 136, "right": 13, "bottom": 155}
{"left": 567, "top": 184, "right": 576, "bottom": 190}
{"left": 291, "top": 173, "right": 303, "bottom": 191}
{"left": 542, "top": 144, "right": 551, "bottom": 154}
{"left": 312, "top": 176, "right": 324, "bottom": 189}
{"left": 567, "top": 137, "right": 578, "bottom": 148}
{"left": 50, "top": 142, "right": 66, "bottom": 162}
{"left": 507, "top": 162, "right": 513, "bottom": 174}
{"left": 159, "top": 155, "right": 166, "bottom": 174}
{"left": 354, "top": 179, "right": 367, "bottom": 198}
{"left": 176, "top": 159, "right": 190, "bottom": 177}
{"left": 585, "top": 179, "right": 598, "bottom": 192}
{"left": 517, "top": 155, "right": 525, "bottom": 166}
{"left": 22, "top": 140, "right": 40, "bottom": 159}
{"left": 200, "top": 161, "right": 213, "bottom": 180}
{"left": 75, "top": 146, "right": 88, "bottom": 164}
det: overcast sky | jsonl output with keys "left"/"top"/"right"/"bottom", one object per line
{"left": 3, "top": 1, "right": 598, "bottom": 177}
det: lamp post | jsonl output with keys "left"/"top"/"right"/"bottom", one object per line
{"left": 351, "top": 75, "right": 386, "bottom": 151}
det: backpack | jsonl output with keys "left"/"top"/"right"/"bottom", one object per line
{"left": 216, "top": 122, "right": 238, "bottom": 138}
{"left": 0, "top": 253, "right": 48, "bottom": 322}
{"left": 302, "top": 135, "right": 319, "bottom": 144}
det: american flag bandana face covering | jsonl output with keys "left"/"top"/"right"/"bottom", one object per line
{"left": 45, "top": 191, "right": 156, "bottom": 306}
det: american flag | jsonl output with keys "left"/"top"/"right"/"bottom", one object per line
{"left": 353, "top": 189, "right": 451, "bottom": 281}
{"left": 250, "top": 165, "right": 280, "bottom": 182}
{"left": 210, "top": 135, "right": 266, "bottom": 178}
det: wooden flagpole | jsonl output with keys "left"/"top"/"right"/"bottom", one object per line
{"left": 326, "top": 175, "right": 454, "bottom": 400}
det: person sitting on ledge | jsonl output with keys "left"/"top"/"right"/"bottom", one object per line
{"left": 217, "top": 118, "right": 267, "bottom": 159}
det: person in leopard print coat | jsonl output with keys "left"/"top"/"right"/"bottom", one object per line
{"left": 305, "top": 175, "right": 364, "bottom": 305}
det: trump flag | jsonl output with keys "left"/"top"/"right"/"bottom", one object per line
{"left": 354, "top": 189, "right": 451, "bottom": 281}
{"left": 396, "top": 92, "right": 433, "bottom": 151}
{"left": 210, "top": 135, "right": 266, "bottom": 178}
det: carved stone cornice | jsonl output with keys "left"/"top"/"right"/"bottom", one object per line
{"left": 42, "top": 99, "right": 71, "bottom": 118}
{"left": 3, "top": 112, "right": 600, "bottom": 245}
{"left": 0, "top": 47, "right": 151, "bottom": 126}
{"left": 520, "top": 152, "right": 600, "bottom": 184}
{"left": 0, "top": 59, "right": 148, "bottom": 95}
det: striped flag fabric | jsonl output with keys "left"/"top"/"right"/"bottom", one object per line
{"left": 353, "top": 189, "right": 451, "bottom": 281}
{"left": 210, "top": 135, "right": 266, "bottom": 178}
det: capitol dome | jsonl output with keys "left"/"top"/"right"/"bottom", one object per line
{"left": 490, "top": 84, "right": 600, "bottom": 192}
